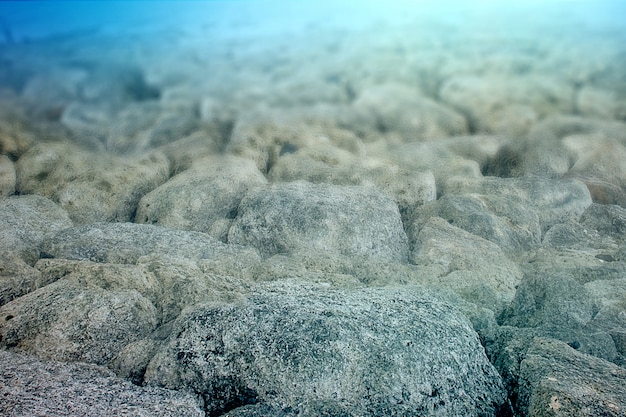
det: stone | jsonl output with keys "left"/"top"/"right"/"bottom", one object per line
{"left": 0, "top": 194, "right": 72, "bottom": 265}
{"left": 409, "top": 216, "right": 523, "bottom": 309}
{"left": 410, "top": 193, "right": 542, "bottom": 255}
{"left": 145, "top": 282, "right": 510, "bottom": 416}
{"left": 40, "top": 222, "right": 261, "bottom": 266}
{"left": 0, "top": 350, "right": 204, "bottom": 417}
{"left": 390, "top": 139, "right": 490, "bottom": 196}
{"left": 580, "top": 203, "right": 626, "bottom": 241}
{"left": 228, "top": 181, "right": 409, "bottom": 263}
{"left": 565, "top": 138, "right": 626, "bottom": 207}
{"left": 16, "top": 142, "right": 170, "bottom": 224}
{"left": 136, "top": 155, "right": 267, "bottom": 240}
{"left": 347, "top": 82, "right": 468, "bottom": 142}
{"left": 0, "top": 260, "right": 160, "bottom": 364}
{"left": 439, "top": 75, "right": 574, "bottom": 136}
{"left": 444, "top": 176, "right": 592, "bottom": 233}
{"left": 138, "top": 254, "right": 253, "bottom": 323}
{"left": 0, "top": 154, "right": 15, "bottom": 196}
{"left": 518, "top": 338, "right": 626, "bottom": 417}
{"left": 576, "top": 85, "right": 621, "bottom": 119}
{"left": 268, "top": 145, "right": 436, "bottom": 219}
{"left": 0, "top": 252, "right": 42, "bottom": 307}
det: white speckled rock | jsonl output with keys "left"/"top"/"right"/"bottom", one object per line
{"left": 16, "top": 142, "right": 170, "bottom": 224}
{"left": 136, "top": 155, "right": 267, "bottom": 240}
{"left": 228, "top": 181, "right": 409, "bottom": 262}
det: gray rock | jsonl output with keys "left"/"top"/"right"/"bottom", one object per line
{"left": 228, "top": 181, "right": 409, "bottom": 262}
{"left": 348, "top": 82, "right": 468, "bottom": 141}
{"left": 145, "top": 282, "right": 509, "bottom": 416}
{"left": 268, "top": 146, "right": 436, "bottom": 220}
{"left": 0, "top": 350, "right": 204, "bottom": 417}
{"left": 390, "top": 140, "right": 486, "bottom": 196}
{"left": 410, "top": 193, "right": 541, "bottom": 255}
{"left": 16, "top": 142, "right": 170, "bottom": 224}
{"left": 409, "top": 216, "right": 522, "bottom": 309}
{"left": 444, "top": 176, "right": 592, "bottom": 233}
{"left": 136, "top": 155, "right": 267, "bottom": 240}
{"left": 580, "top": 203, "right": 626, "bottom": 240}
{"left": 439, "top": 75, "right": 574, "bottom": 136}
{"left": 0, "top": 253, "right": 42, "bottom": 307}
{"left": 518, "top": 338, "right": 626, "bottom": 417}
{"left": 0, "top": 154, "right": 15, "bottom": 196}
{"left": 40, "top": 221, "right": 261, "bottom": 266}
{"left": 498, "top": 252, "right": 620, "bottom": 364}
{"left": 0, "top": 260, "right": 160, "bottom": 364}
{"left": 138, "top": 254, "right": 253, "bottom": 323}
{"left": 0, "top": 194, "right": 72, "bottom": 265}
{"left": 565, "top": 138, "right": 626, "bottom": 207}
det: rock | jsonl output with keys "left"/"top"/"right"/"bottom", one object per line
{"left": 268, "top": 145, "right": 436, "bottom": 219}
{"left": 410, "top": 193, "right": 542, "bottom": 255}
{"left": 40, "top": 222, "right": 261, "bottom": 267}
{"left": 0, "top": 194, "right": 72, "bottom": 265}
{"left": 0, "top": 260, "right": 160, "bottom": 364}
{"left": 138, "top": 254, "right": 253, "bottom": 323}
{"left": 576, "top": 85, "right": 621, "bottom": 119}
{"left": 444, "top": 176, "right": 592, "bottom": 233}
{"left": 518, "top": 338, "right": 626, "bottom": 417}
{"left": 0, "top": 350, "right": 204, "bottom": 417}
{"left": 16, "top": 142, "right": 170, "bottom": 224}
{"left": 390, "top": 138, "right": 494, "bottom": 196}
{"left": 0, "top": 114, "right": 35, "bottom": 159}
{"left": 0, "top": 252, "right": 42, "bottom": 307}
{"left": 228, "top": 181, "right": 409, "bottom": 262}
{"left": 145, "top": 282, "right": 509, "bottom": 416}
{"left": 580, "top": 203, "right": 626, "bottom": 241}
{"left": 347, "top": 82, "right": 468, "bottom": 142}
{"left": 439, "top": 75, "right": 574, "bottom": 136}
{"left": 565, "top": 138, "right": 626, "bottom": 207}
{"left": 498, "top": 251, "right": 620, "bottom": 364}
{"left": 409, "top": 216, "right": 522, "bottom": 309}
{"left": 499, "top": 116, "right": 626, "bottom": 178}
{"left": 0, "top": 154, "right": 15, "bottom": 196}
{"left": 136, "top": 155, "right": 267, "bottom": 240}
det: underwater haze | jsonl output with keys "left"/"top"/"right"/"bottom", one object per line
{"left": 2, "top": 1, "right": 626, "bottom": 416}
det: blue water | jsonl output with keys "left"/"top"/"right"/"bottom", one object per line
{"left": 1, "top": 1, "right": 625, "bottom": 44}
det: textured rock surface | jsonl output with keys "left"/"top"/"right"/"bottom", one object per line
{"left": 145, "top": 282, "right": 509, "bottom": 416}
{"left": 229, "top": 181, "right": 409, "bottom": 262}
{"left": 40, "top": 222, "right": 260, "bottom": 265}
{"left": 136, "top": 155, "right": 267, "bottom": 240}
{"left": 518, "top": 338, "right": 626, "bottom": 417}
{"left": 0, "top": 194, "right": 72, "bottom": 265}
{"left": 0, "top": 350, "right": 204, "bottom": 417}
{"left": 16, "top": 142, "right": 170, "bottom": 224}
{"left": 409, "top": 216, "right": 522, "bottom": 309}
{"left": 0, "top": 154, "right": 15, "bottom": 196}
{"left": 0, "top": 260, "right": 160, "bottom": 364}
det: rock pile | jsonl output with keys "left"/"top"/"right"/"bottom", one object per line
{"left": 1, "top": 6, "right": 626, "bottom": 416}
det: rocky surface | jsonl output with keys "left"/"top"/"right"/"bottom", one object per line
{"left": 0, "top": 350, "right": 204, "bottom": 417}
{"left": 145, "top": 282, "right": 509, "bottom": 416}
{"left": 1, "top": 3, "right": 625, "bottom": 416}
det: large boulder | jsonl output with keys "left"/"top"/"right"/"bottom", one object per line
{"left": 410, "top": 193, "right": 541, "bottom": 255}
{"left": 444, "top": 176, "right": 592, "bottom": 234}
{"left": 136, "top": 155, "right": 267, "bottom": 240}
{"left": 0, "top": 154, "right": 15, "bottom": 196}
{"left": 518, "top": 338, "right": 626, "bottom": 417}
{"left": 409, "top": 216, "right": 522, "bottom": 309}
{"left": 145, "top": 282, "right": 510, "bottom": 416}
{"left": 0, "top": 194, "right": 72, "bottom": 265}
{"left": 40, "top": 222, "right": 260, "bottom": 266}
{"left": 0, "top": 350, "right": 204, "bottom": 417}
{"left": 0, "top": 260, "right": 160, "bottom": 364}
{"left": 228, "top": 181, "right": 409, "bottom": 262}
{"left": 16, "top": 142, "right": 170, "bottom": 224}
